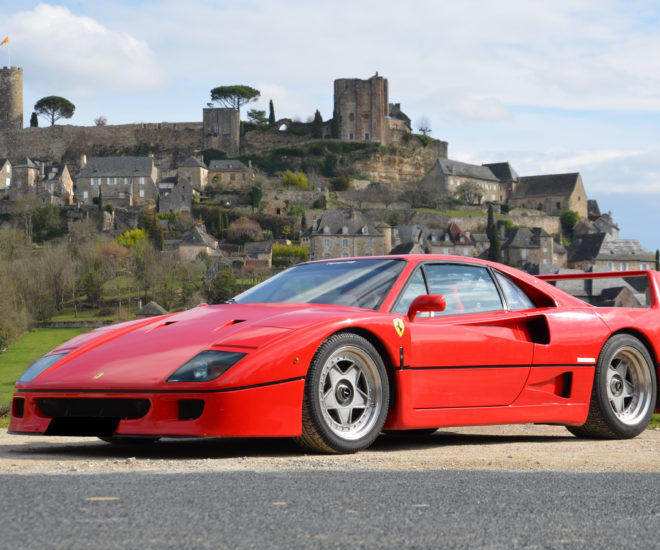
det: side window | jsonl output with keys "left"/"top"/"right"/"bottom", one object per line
{"left": 493, "top": 271, "right": 536, "bottom": 310}
{"left": 393, "top": 269, "right": 427, "bottom": 315}
{"left": 424, "top": 264, "right": 503, "bottom": 315}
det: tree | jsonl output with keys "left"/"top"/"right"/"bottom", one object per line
{"left": 487, "top": 204, "right": 502, "bottom": 263}
{"left": 282, "top": 170, "right": 308, "bottom": 189}
{"left": 312, "top": 110, "right": 323, "bottom": 139}
{"left": 250, "top": 185, "right": 262, "bottom": 213}
{"left": 94, "top": 116, "right": 108, "bottom": 126}
{"left": 34, "top": 96, "right": 75, "bottom": 126}
{"left": 98, "top": 188, "right": 104, "bottom": 212}
{"left": 417, "top": 116, "right": 431, "bottom": 136}
{"left": 210, "top": 85, "right": 260, "bottom": 113}
{"left": 227, "top": 218, "right": 263, "bottom": 244}
{"left": 204, "top": 270, "right": 238, "bottom": 304}
{"left": 268, "top": 100, "right": 276, "bottom": 125}
{"left": 247, "top": 109, "right": 267, "bottom": 125}
{"left": 137, "top": 208, "right": 164, "bottom": 251}
{"left": 29, "top": 112, "right": 38, "bottom": 127}
{"left": 560, "top": 210, "right": 580, "bottom": 235}
{"left": 456, "top": 181, "right": 483, "bottom": 205}
{"left": 331, "top": 108, "right": 340, "bottom": 138}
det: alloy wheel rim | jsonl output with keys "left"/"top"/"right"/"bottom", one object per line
{"left": 606, "top": 346, "right": 653, "bottom": 425}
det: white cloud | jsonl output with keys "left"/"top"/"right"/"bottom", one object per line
{"left": 8, "top": 3, "right": 165, "bottom": 98}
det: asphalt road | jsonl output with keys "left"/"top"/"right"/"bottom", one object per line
{"left": 2, "top": 470, "right": 660, "bottom": 549}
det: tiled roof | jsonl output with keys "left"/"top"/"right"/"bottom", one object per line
{"left": 180, "top": 225, "right": 217, "bottom": 249}
{"left": 513, "top": 173, "right": 580, "bottom": 199}
{"left": 15, "top": 157, "right": 37, "bottom": 169}
{"left": 179, "top": 156, "right": 207, "bottom": 169}
{"left": 483, "top": 162, "right": 519, "bottom": 182}
{"left": 78, "top": 156, "right": 154, "bottom": 178}
{"left": 434, "top": 158, "right": 500, "bottom": 182}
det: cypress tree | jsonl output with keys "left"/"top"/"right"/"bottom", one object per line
{"left": 487, "top": 204, "right": 502, "bottom": 263}
{"left": 312, "top": 110, "right": 323, "bottom": 139}
{"left": 268, "top": 100, "right": 275, "bottom": 125}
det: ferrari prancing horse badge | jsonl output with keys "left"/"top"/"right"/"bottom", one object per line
{"left": 393, "top": 318, "right": 405, "bottom": 337}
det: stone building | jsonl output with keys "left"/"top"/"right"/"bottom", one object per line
{"left": 510, "top": 173, "right": 588, "bottom": 219}
{"left": 178, "top": 224, "right": 220, "bottom": 261}
{"left": 567, "top": 233, "right": 654, "bottom": 271}
{"left": 0, "top": 66, "right": 23, "bottom": 131}
{"left": 76, "top": 156, "right": 159, "bottom": 206}
{"left": 333, "top": 73, "right": 410, "bottom": 145}
{"left": 302, "top": 209, "right": 391, "bottom": 260}
{"left": 203, "top": 108, "right": 240, "bottom": 156}
{"left": 208, "top": 159, "right": 253, "bottom": 189}
{"left": 427, "top": 222, "right": 480, "bottom": 257}
{"left": 9, "top": 157, "right": 38, "bottom": 198}
{"left": 177, "top": 156, "right": 208, "bottom": 190}
{"left": 159, "top": 178, "right": 195, "bottom": 215}
{"left": 419, "top": 158, "right": 514, "bottom": 204}
{"left": 40, "top": 164, "right": 74, "bottom": 205}
{"left": 502, "top": 227, "right": 566, "bottom": 268}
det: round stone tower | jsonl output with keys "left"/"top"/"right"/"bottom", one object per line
{"left": 0, "top": 66, "right": 23, "bottom": 131}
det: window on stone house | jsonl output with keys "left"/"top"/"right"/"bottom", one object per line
{"left": 607, "top": 262, "right": 614, "bottom": 270}
{"left": 83, "top": 191, "right": 88, "bottom": 199}
{"left": 139, "top": 190, "right": 145, "bottom": 198}
{"left": 230, "top": 174, "right": 235, "bottom": 181}
{"left": 125, "top": 178, "right": 131, "bottom": 185}
{"left": 341, "top": 239, "right": 349, "bottom": 248}
{"left": 108, "top": 177, "right": 117, "bottom": 185}
{"left": 140, "top": 177, "right": 145, "bottom": 185}
{"left": 349, "top": 113, "right": 355, "bottom": 121}
{"left": 521, "top": 249, "right": 527, "bottom": 260}
{"left": 92, "top": 178, "right": 101, "bottom": 186}
{"left": 363, "top": 113, "right": 369, "bottom": 119}
{"left": 556, "top": 202, "right": 561, "bottom": 209}
{"left": 323, "top": 238, "right": 331, "bottom": 248}
{"left": 349, "top": 133, "right": 354, "bottom": 140}
{"left": 365, "top": 133, "right": 369, "bottom": 140}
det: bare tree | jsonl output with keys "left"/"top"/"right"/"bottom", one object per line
{"left": 456, "top": 181, "right": 484, "bottom": 205}
{"left": 416, "top": 116, "right": 432, "bottom": 136}
{"left": 94, "top": 116, "right": 108, "bottom": 126}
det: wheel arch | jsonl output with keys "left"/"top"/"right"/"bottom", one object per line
{"left": 329, "top": 327, "right": 397, "bottom": 409}
{"left": 606, "top": 328, "right": 659, "bottom": 413}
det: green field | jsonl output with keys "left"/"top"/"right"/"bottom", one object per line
{"left": 0, "top": 328, "right": 89, "bottom": 428}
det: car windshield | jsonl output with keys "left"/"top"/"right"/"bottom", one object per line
{"left": 233, "top": 258, "right": 406, "bottom": 310}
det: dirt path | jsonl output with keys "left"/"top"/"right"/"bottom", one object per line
{"left": 2, "top": 424, "right": 660, "bottom": 474}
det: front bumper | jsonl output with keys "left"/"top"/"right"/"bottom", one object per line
{"left": 9, "top": 378, "right": 305, "bottom": 438}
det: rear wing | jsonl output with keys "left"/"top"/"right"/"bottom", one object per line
{"left": 536, "top": 270, "right": 660, "bottom": 309}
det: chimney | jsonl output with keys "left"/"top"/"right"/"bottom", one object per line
{"left": 80, "top": 154, "right": 87, "bottom": 168}
{"left": 350, "top": 209, "right": 356, "bottom": 220}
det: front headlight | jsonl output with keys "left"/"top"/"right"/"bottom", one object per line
{"left": 18, "top": 353, "right": 68, "bottom": 383}
{"left": 167, "top": 350, "right": 246, "bottom": 382}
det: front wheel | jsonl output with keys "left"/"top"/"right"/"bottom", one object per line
{"left": 295, "top": 333, "right": 390, "bottom": 454}
{"left": 567, "top": 334, "right": 656, "bottom": 439}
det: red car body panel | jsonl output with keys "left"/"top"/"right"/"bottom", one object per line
{"left": 9, "top": 255, "right": 660, "bottom": 439}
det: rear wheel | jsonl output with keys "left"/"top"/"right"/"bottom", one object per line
{"left": 567, "top": 334, "right": 656, "bottom": 439}
{"left": 295, "top": 333, "right": 389, "bottom": 454}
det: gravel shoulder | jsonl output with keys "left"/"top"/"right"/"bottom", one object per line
{"left": 2, "top": 424, "right": 659, "bottom": 474}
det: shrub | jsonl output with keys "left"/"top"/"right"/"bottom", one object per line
{"left": 282, "top": 170, "right": 308, "bottom": 189}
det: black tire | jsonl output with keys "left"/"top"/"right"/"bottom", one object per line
{"left": 295, "top": 332, "right": 390, "bottom": 454}
{"left": 567, "top": 334, "right": 657, "bottom": 439}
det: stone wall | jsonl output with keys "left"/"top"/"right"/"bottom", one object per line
{"left": 203, "top": 108, "right": 239, "bottom": 155}
{"left": 334, "top": 75, "right": 388, "bottom": 143}
{"left": 352, "top": 149, "right": 440, "bottom": 186}
{"left": 0, "top": 122, "right": 203, "bottom": 168}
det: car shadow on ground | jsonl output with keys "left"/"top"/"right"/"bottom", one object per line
{"left": 3, "top": 428, "right": 577, "bottom": 462}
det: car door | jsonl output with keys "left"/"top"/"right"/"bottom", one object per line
{"left": 394, "top": 263, "right": 534, "bottom": 408}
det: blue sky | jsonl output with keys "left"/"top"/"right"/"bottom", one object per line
{"left": 2, "top": 0, "right": 660, "bottom": 251}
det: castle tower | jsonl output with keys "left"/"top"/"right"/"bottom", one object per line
{"left": 334, "top": 73, "right": 388, "bottom": 143}
{"left": 0, "top": 67, "right": 23, "bottom": 131}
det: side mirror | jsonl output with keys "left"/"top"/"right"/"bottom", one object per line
{"left": 407, "top": 294, "right": 446, "bottom": 322}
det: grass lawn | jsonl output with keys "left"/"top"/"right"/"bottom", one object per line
{"left": 0, "top": 328, "right": 89, "bottom": 428}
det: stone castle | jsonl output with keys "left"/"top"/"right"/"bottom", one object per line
{"left": 0, "top": 69, "right": 415, "bottom": 166}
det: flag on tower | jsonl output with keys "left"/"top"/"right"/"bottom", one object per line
{"left": 0, "top": 37, "right": 8, "bottom": 46}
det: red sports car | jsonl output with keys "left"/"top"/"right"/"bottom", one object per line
{"left": 9, "top": 255, "right": 659, "bottom": 453}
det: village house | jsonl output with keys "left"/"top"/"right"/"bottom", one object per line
{"left": 8, "top": 157, "right": 38, "bottom": 199}
{"left": 39, "top": 164, "right": 74, "bottom": 205}
{"left": 207, "top": 160, "right": 253, "bottom": 189}
{"left": 567, "top": 233, "right": 654, "bottom": 271}
{"left": 76, "top": 156, "right": 159, "bottom": 206}
{"left": 243, "top": 241, "right": 273, "bottom": 269}
{"left": 178, "top": 224, "right": 221, "bottom": 262}
{"left": 158, "top": 178, "right": 196, "bottom": 215}
{"left": 510, "top": 173, "right": 588, "bottom": 219}
{"left": 419, "top": 158, "right": 512, "bottom": 204}
{"left": 177, "top": 156, "right": 208, "bottom": 191}
{"left": 501, "top": 227, "right": 567, "bottom": 268}
{"left": 427, "top": 222, "right": 480, "bottom": 257}
{"left": 302, "top": 209, "right": 391, "bottom": 260}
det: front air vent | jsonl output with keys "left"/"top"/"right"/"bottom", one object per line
{"left": 37, "top": 398, "right": 150, "bottom": 419}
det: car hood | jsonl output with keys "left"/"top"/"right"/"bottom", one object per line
{"left": 24, "top": 303, "right": 368, "bottom": 389}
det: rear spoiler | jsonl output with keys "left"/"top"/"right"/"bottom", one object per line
{"left": 536, "top": 270, "right": 660, "bottom": 309}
